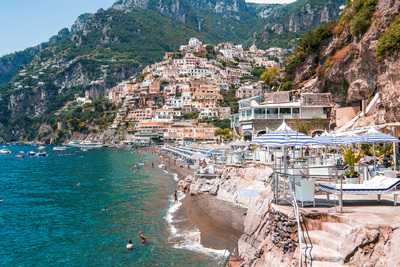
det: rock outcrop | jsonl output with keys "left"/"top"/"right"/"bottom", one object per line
{"left": 288, "top": 0, "right": 400, "bottom": 123}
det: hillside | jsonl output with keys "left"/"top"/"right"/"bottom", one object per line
{"left": 0, "top": 0, "right": 344, "bottom": 142}
{"left": 283, "top": 0, "right": 400, "bottom": 125}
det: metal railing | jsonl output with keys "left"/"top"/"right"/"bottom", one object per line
{"left": 277, "top": 172, "right": 314, "bottom": 266}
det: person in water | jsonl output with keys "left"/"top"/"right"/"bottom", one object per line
{"left": 139, "top": 231, "right": 147, "bottom": 244}
{"left": 126, "top": 240, "right": 134, "bottom": 250}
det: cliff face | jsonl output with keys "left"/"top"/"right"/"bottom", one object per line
{"left": 0, "top": 0, "right": 344, "bottom": 142}
{"left": 253, "top": 0, "right": 345, "bottom": 47}
{"left": 287, "top": 0, "right": 400, "bottom": 123}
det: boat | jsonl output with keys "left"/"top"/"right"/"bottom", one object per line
{"left": 0, "top": 149, "right": 12, "bottom": 155}
{"left": 28, "top": 151, "right": 37, "bottom": 156}
{"left": 38, "top": 146, "right": 46, "bottom": 150}
{"left": 79, "top": 140, "right": 104, "bottom": 149}
{"left": 67, "top": 140, "right": 103, "bottom": 149}
{"left": 16, "top": 151, "right": 25, "bottom": 158}
{"left": 66, "top": 140, "right": 81, "bottom": 147}
{"left": 53, "top": 146, "right": 67, "bottom": 151}
{"left": 36, "top": 152, "right": 48, "bottom": 157}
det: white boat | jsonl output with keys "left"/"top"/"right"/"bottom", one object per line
{"left": 53, "top": 146, "right": 68, "bottom": 151}
{"left": 0, "top": 149, "right": 11, "bottom": 155}
{"left": 38, "top": 146, "right": 46, "bottom": 150}
{"left": 28, "top": 151, "right": 37, "bottom": 156}
{"left": 79, "top": 140, "right": 104, "bottom": 149}
{"left": 16, "top": 151, "right": 25, "bottom": 158}
{"left": 67, "top": 140, "right": 103, "bottom": 149}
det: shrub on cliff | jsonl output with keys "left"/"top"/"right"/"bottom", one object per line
{"left": 348, "top": 0, "right": 377, "bottom": 39}
{"left": 377, "top": 15, "right": 400, "bottom": 58}
{"left": 285, "top": 22, "right": 335, "bottom": 77}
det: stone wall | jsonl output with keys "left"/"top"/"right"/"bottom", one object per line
{"left": 238, "top": 197, "right": 298, "bottom": 267}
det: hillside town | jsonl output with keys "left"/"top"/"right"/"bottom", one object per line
{"left": 102, "top": 38, "right": 295, "bottom": 144}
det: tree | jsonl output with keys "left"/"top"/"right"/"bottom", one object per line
{"left": 342, "top": 147, "right": 363, "bottom": 178}
{"left": 183, "top": 112, "right": 199, "bottom": 120}
{"left": 260, "top": 67, "right": 280, "bottom": 87}
{"left": 215, "top": 128, "right": 233, "bottom": 140}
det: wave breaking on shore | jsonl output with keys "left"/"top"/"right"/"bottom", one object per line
{"left": 165, "top": 183, "right": 228, "bottom": 258}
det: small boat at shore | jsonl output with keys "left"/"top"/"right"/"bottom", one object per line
{"left": 0, "top": 149, "right": 12, "bottom": 155}
{"left": 36, "top": 152, "right": 48, "bottom": 157}
{"left": 28, "top": 151, "right": 37, "bottom": 156}
{"left": 67, "top": 140, "right": 104, "bottom": 149}
{"left": 16, "top": 151, "right": 25, "bottom": 158}
{"left": 53, "top": 146, "right": 68, "bottom": 151}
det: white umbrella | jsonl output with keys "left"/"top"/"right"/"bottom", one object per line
{"left": 360, "top": 128, "right": 399, "bottom": 143}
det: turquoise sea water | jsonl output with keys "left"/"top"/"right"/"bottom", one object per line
{"left": 0, "top": 146, "right": 218, "bottom": 267}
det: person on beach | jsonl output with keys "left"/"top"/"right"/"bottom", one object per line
{"left": 126, "top": 240, "right": 134, "bottom": 250}
{"left": 173, "top": 190, "right": 178, "bottom": 202}
{"left": 139, "top": 231, "right": 147, "bottom": 244}
{"left": 152, "top": 162, "right": 154, "bottom": 168}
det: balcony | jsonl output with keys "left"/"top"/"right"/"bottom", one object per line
{"left": 240, "top": 113, "right": 322, "bottom": 121}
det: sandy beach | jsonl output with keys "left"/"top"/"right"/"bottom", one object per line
{"left": 141, "top": 146, "right": 243, "bottom": 256}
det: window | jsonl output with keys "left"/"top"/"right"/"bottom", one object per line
{"left": 267, "top": 108, "right": 278, "bottom": 114}
{"left": 293, "top": 108, "right": 300, "bottom": 114}
{"left": 280, "top": 108, "right": 291, "bottom": 114}
{"left": 255, "top": 108, "right": 265, "bottom": 115}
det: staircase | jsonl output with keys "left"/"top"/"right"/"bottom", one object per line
{"left": 302, "top": 221, "right": 353, "bottom": 266}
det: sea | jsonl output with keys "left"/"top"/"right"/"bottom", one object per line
{"left": 0, "top": 145, "right": 224, "bottom": 267}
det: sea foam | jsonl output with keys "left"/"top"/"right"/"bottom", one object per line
{"left": 165, "top": 191, "right": 228, "bottom": 258}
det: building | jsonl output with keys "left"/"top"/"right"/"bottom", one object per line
{"left": 164, "top": 122, "right": 216, "bottom": 141}
{"left": 126, "top": 108, "right": 154, "bottom": 122}
{"left": 191, "top": 80, "right": 223, "bottom": 109}
{"left": 236, "top": 83, "right": 263, "bottom": 99}
{"left": 154, "top": 109, "right": 182, "bottom": 121}
{"left": 233, "top": 91, "right": 333, "bottom": 137}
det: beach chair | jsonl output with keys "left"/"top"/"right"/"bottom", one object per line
{"left": 320, "top": 176, "right": 400, "bottom": 206}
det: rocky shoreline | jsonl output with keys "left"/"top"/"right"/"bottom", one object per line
{"left": 156, "top": 147, "right": 400, "bottom": 267}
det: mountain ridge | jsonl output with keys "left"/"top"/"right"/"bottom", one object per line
{"left": 0, "top": 0, "right": 344, "bottom": 142}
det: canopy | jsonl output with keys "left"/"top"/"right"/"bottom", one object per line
{"left": 230, "top": 140, "right": 248, "bottom": 147}
{"left": 360, "top": 128, "right": 399, "bottom": 144}
{"left": 252, "top": 121, "right": 317, "bottom": 147}
{"left": 314, "top": 133, "right": 348, "bottom": 145}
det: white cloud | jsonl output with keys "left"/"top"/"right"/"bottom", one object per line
{"left": 246, "top": 0, "right": 297, "bottom": 4}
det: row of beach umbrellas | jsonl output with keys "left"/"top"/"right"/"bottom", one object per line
{"left": 251, "top": 121, "right": 399, "bottom": 147}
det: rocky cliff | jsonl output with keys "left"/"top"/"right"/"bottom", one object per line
{"left": 285, "top": 0, "right": 400, "bottom": 124}
{"left": 0, "top": 0, "right": 344, "bottom": 142}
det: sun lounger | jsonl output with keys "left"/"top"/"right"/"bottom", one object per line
{"left": 320, "top": 176, "right": 400, "bottom": 206}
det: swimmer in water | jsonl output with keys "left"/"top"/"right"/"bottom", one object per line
{"left": 139, "top": 231, "right": 147, "bottom": 244}
{"left": 126, "top": 240, "right": 134, "bottom": 250}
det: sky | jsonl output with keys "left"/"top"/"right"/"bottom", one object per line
{"left": 0, "top": 0, "right": 295, "bottom": 56}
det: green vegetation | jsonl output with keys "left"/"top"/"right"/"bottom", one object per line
{"left": 377, "top": 15, "right": 400, "bottom": 58}
{"left": 0, "top": 0, "right": 345, "bottom": 142}
{"left": 204, "top": 118, "right": 231, "bottom": 129}
{"left": 260, "top": 67, "right": 280, "bottom": 89}
{"left": 251, "top": 67, "right": 265, "bottom": 79}
{"left": 361, "top": 143, "right": 393, "bottom": 157}
{"left": 0, "top": 46, "right": 41, "bottom": 86}
{"left": 293, "top": 118, "right": 327, "bottom": 135}
{"left": 347, "top": 0, "right": 377, "bottom": 39}
{"left": 342, "top": 147, "right": 363, "bottom": 178}
{"left": 54, "top": 98, "right": 117, "bottom": 141}
{"left": 183, "top": 112, "right": 199, "bottom": 120}
{"left": 215, "top": 128, "right": 233, "bottom": 140}
{"left": 285, "top": 22, "right": 335, "bottom": 76}
{"left": 221, "top": 86, "right": 239, "bottom": 114}
{"left": 280, "top": 80, "right": 293, "bottom": 91}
